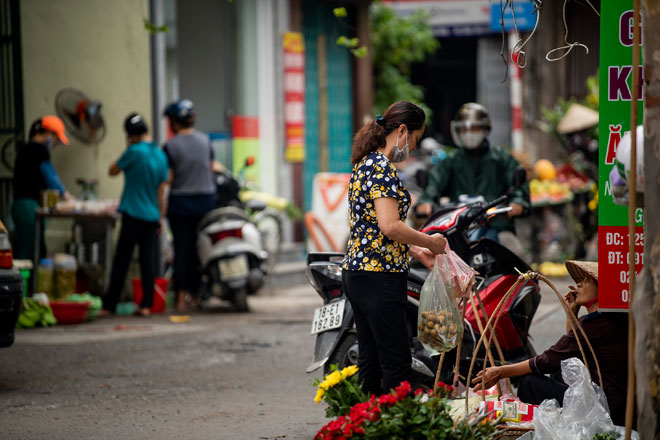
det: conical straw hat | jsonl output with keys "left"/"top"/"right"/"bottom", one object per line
{"left": 557, "top": 103, "right": 599, "bottom": 134}
{"left": 565, "top": 260, "right": 598, "bottom": 283}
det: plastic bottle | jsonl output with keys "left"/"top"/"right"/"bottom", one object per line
{"left": 37, "top": 258, "right": 54, "bottom": 298}
{"left": 53, "top": 253, "right": 77, "bottom": 299}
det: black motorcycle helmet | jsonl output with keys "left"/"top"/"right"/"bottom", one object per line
{"left": 123, "top": 112, "right": 148, "bottom": 136}
{"left": 163, "top": 99, "right": 195, "bottom": 126}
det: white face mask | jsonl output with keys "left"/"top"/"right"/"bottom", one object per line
{"left": 392, "top": 132, "right": 409, "bottom": 163}
{"left": 450, "top": 120, "right": 488, "bottom": 150}
{"left": 459, "top": 129, "right": 486, "bottom": 150}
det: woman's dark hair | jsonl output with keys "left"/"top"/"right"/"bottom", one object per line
{"left": 28, "top": 119, "right": 47, "bottom": 139}
{"left": 350, "top": 101, "right": 425, "bottom": 164}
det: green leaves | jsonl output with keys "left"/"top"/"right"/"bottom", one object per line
{"left": 336, "top": 37, "right": 368, "bottom": 58}
{"left": 351, "top": 46, "right": 368, "bottom": 58}
{"left": 333, "top": 7, "right": 348, "bottom": 18}
{"left": 370, "top": 4, "right": 439, "bottom": 123}
{"left": 143, "top": 19, "right": 169, "bottom": 34}
{"left": 331, "top": 3, "right": 438, "bottom": 122}
{"left": 336, "top": 36, "right": 359, "bottom": 49}
{"left": 17, "top": 298, "right": 57, "bottom": 329}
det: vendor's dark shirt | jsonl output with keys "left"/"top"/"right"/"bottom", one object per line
{"left": 13, "top": 141, "right": 51, "bottom": 201}
{"left": 529, "top": 311, "right": 628, "bottom": 425}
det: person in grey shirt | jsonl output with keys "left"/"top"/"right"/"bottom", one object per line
{"left": 163, "top": 99, "right": 217, "bottom": 312}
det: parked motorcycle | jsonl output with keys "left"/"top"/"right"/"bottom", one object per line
{"left": 196, "top": 164, "right": 270, "bottom": 312}
{"left": 306, "top": 168, "right": 540, "bottom": 389}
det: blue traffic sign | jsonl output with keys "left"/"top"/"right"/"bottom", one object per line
{"left": 490, "top": 1, "right": 538, "bottom": 32}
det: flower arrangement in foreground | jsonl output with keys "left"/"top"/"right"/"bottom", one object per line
{"left": 313, "top": 365, "right": 367, "bottom": 417}
{"left": 314, "top": 372, "right": 500, "bottom": 440}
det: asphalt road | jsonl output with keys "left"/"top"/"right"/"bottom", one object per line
{"left": 0, "top": 285, "right": 327, "bottom": 440}
{"left": 0, "top": 277, "right": 573, "bottom": 440}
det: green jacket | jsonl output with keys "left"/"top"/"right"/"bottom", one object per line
{"left": 417, "top": 143, "right": 530, "bottom": 232}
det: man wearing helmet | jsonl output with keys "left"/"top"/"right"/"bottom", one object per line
{"left": 416, "top": 103, "right": 530, "bottom": 239}
{"left": 162, "top": 99, "right": 218, "bottom": 311}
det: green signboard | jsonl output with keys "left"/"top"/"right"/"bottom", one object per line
{"left": 598, "top": 0, "right": 644, "bottom": 310}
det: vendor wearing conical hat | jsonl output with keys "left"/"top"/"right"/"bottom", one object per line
{"left": 472, "top": 260, "right": 630, "bottom": 426}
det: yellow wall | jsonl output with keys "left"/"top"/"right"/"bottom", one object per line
{"left": 21, "top": 0, "right": 152, "bottom": 200}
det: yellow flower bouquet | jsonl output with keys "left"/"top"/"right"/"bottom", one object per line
{"left": 312, "top": 365, "right": 367, "bottom": 417}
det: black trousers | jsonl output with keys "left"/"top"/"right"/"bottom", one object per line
{"left": 168, "top": 214, "right": 203, "bottom": 294}
{"left": 103, "top": 214, "right": 159, "bottom": 312}
{"left": 517, "top": 372, "right": 568, "bottom": 406}
{"left": 342, "top": 270, "right": 410, "bottom": 395}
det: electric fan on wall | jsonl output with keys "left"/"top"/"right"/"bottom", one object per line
{"left": 55, "top": 88, "right": 106, "bottom": 143}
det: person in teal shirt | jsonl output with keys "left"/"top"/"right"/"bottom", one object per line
{"left": 100, "top": 113, "right": 169, "bottom": 317}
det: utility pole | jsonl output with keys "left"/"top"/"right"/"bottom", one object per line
{"left": 634, "top": 1, "right": 660, "bottom": 437}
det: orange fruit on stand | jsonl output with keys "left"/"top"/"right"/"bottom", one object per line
{"left": 534, "top": 159, "right": 557, "bottom": 181}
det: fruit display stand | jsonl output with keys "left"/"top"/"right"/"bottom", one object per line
{"left": 528, "top": 161, "right": 597, "bottom": 269}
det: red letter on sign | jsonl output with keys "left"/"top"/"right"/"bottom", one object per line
{"left": 605, "top": 125, "right": 622, "bottom": 165}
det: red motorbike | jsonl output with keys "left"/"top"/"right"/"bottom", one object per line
{"left": 306, "top": 168, "right": 540, "bottom": 388}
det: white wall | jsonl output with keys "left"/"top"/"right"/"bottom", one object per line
{"left": 21, "top": 0, "right": 152, "bottom": 201}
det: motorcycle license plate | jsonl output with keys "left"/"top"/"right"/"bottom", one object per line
{"left": 218, "top": 256, "right": 249, "bottom": 280}
{"left": 310, "top": 300, "right": 345, "bottom": 335}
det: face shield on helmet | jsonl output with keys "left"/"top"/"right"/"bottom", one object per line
{"left": 450, "top": 120, "right": 489, "bottom": 149}
{"left": 450, "top": 102, "right": 491, "bottom": 150}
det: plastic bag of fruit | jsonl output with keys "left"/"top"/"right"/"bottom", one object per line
{"left": 417, "top": 253, "right": 464, "bottom": 355}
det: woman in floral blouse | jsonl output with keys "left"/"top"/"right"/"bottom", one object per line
{"left": 342, "top": 101, "right": 447, "bottom": 394}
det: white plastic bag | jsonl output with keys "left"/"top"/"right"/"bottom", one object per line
{"left": 533, "top": 358, "right": 639, "bottom": 440}
{"left": 445, "top": 248, "right": 476, "bottom": 298}
{"left": 417, "top": 254, "right": 464, "bottom": 355}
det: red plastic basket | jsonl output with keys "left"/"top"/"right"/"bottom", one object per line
{"left": 50, "top": 300, "right": 90, "bottom": 325}
{"left": 132, "top": 277, "right": 168, "bottom": 313}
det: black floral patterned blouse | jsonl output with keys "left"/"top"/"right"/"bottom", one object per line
{"left": 342, "top": 151, "right": 411, "bottom": 272}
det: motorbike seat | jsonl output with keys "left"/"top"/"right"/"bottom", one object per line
{"left": 198, "top": 206, "right": 251, "bottom": 231}
{"left": 245, "top": 199, "right": 267, "bottom": 212}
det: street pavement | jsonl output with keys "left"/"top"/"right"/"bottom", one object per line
{"left": 0, "top": 276, "right": 574, "bottom": 440}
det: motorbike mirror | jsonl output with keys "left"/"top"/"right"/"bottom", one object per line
{"left": 245, "top": 156, "right": 255, "bottom": 167}
{"left": 513, "top": 166, "right": 527, "bottom": 188}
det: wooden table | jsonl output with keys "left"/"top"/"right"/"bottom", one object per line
{"left": 32, "top": 209, "right": 118, "bottom": 293}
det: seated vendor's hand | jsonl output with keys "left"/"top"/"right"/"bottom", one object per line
{"left": 427, "top": 233, "right": 447, "bottom": 255}
{"left": 62, "top": 191, "right": 74, "bottom": 202}
{"left": 508, "top": 203, "right": 524, "bottom": 218}
{"left": 565, "top": 286, "right": 579, "bottom": 315}
{"left": 472, "top": 366, "right": 502, "bottom": 391}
